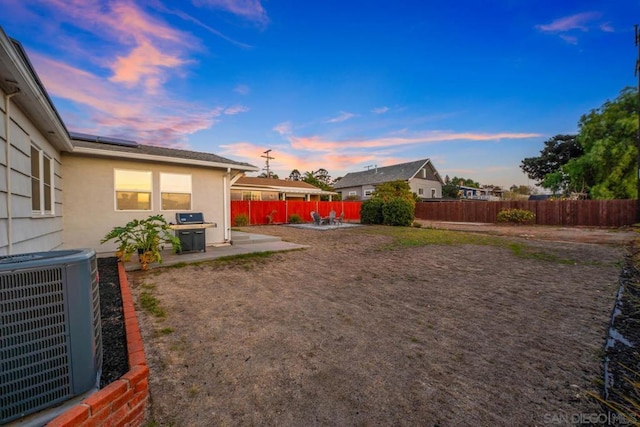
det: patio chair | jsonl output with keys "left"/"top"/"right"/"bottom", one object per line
{"left": 329, "top": 210, "right": 336, "bottom": 225}
{"left": 335, "top": 212, "right": 344, "bottom": 225}
{"left": 311, "top": 211, "right": 322, "bottom": 225}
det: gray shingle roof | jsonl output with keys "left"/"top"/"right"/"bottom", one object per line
{"left": 334, "top": 159, "right": 436, "bottom": 189}
{"left": 71, "top": 137, "right": 256, "bottom": 169}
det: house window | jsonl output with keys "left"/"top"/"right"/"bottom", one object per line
{"left": 242, "top": 191, "right": 261, "bottom": 201}
{"left": 348, "top": 191, "right": 357, "bottom": 196}
{"left": 431, "top": 188, "right": 436, "bottom": 198}
{"left": 31, "top": 145, "right": 53, "bottom": 214}
{"left": 418, "top": 188, "right": 424, "bottom": 196}
{"left": 115, "top": 169, "right": 152, "bottom": 210}
{"left": 364, "top": 189, "right": 374, "bottom": 197}
{"left": 422, "top": 169, "right": 427, "bottom": 178}
{"left": 160, "top": 173, "right": 192, "bottom": 210}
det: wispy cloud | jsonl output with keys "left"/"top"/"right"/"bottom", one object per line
{"left": 224, "top": 105, "right": 250, "bottom": 115}
{"left": 234, "top": 84, "right": 250, "bottom": 95}
{"left": 536, "top": 12, "right": 601, "bottom": 33}
{"left": 273, "top": 122, "right": 293, "bottom": 136}
{"left": 15, "top": 0, "right": 258, "bottom": 146}
{"left": 31, "top": 54, "right": 226, "bottom": 145}
{"left": 192, "top": 0, "right": 269, "bottom": 25}
{"left": 535, "top": 11, "right": 612, "bottom": 44}
{"left": 289, "top": 131, "right": 541, "bottom": 152}
{"left": 220, "top": 126, "right": 541, "bottom": 179}
{"left": 326, "top": 111, "right": 357, "bottom": 123}
{"left": 372, "top": 106, "right": 389, "bottom": 114}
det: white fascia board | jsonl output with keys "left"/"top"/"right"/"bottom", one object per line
{"left": 0, "top": 31, "right": 73, "bottom": 152}
{"left": 71, "top": 146, "right": 259, "bottom": 172}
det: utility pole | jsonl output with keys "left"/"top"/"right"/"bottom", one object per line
{"left": 261, "top": 149, "right": 274, "bottom": 178}
{"left": 635, "top": 25, "right": 640, "bottom": 221}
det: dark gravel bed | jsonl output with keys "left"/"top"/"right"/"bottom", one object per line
{"left": 601, "top": 242, "right": 640, "bottom": 419}
{"left": 98, "top": 257, "right": 129, "bottom": 388}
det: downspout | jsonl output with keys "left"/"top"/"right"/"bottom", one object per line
{"left": 4, "top": 89, "right": 19, "bottom": 255}
{"left": 224, "top": 168, "right": 230, "bottom": 242}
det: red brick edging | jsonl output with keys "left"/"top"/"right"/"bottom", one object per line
{"left": 47, "top": 262, "right": 148, "bottom": 427}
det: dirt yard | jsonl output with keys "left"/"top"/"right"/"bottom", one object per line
{"left": 128, "top": 224, "right": 635, "bottom": 426}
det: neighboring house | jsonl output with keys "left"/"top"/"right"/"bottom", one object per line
{"left": 0, "top": 27, "right": 258, "bottom": 256}
{"left": 231, "top": 176, "right": 337, "bottom": 201}
{"left": 460, "top": 185, "right": 503, "bottom": 201}
{"left": 333, "top": 159, "right": 443, "bottom": 200}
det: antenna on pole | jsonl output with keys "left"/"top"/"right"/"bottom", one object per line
{"left": 635, "top": 25, "right": 640, "bottom": 221}
{"left": 261, "top": 149, "right": 275, "bottom": 178}
{"left": 364, "top": 164, "right": 377, "bottom": 171}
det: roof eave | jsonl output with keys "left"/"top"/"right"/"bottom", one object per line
{"left": 0, "top": 29, "right": 73, "bottom": 152}
{"left": 69, "top": 146, "right": 259, "bottom": 172}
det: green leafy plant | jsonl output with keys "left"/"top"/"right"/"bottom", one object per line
{"left": 101, "top": 214, "right": 181, "bottom": 270}
{"left": 496, "top": 208, "right": 536, "bottom": 225}
{"left": 360, "top": 198, "right": 384, "bottom": 224}
{"left": 266, "top": 209, "right": 278, "bottom": 224}
{"left": 382, "top": 198, "right": 415, "bottom": 226}
{"left": 288, "top": 213, "right": 302, "bottom": 224}
{"left": 234, "top": 213, "right": 249, "bottom": 226}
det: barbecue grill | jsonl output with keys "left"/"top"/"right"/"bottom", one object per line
{"left": 171, "top": 212, "right": 216, "bottom": 253}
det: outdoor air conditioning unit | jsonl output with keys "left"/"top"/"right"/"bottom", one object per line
{"left": 0, "top": 249, "right": 102, "bottom": 426}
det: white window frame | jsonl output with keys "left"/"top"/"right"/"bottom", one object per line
{"left": 348, "top": 191, "right": 357, "bottom": 196}
{"left": 242, "top": 191, "right": 261, "bottom": 201}
{"left": 364, "top": 189, "right": 374, "bottom": 197}
{"left": 418, "top": 188, "right": 424, "bottom": 196}
{"left": 431, "top": 188, "right": 437, "bottom": 198}
{"left": 160, "top": 172, "right": 192, "bottom": 211}
{"left": 114, "top": 169, "right": 153, "bottom": 211}
{"left": 31, "top": 145, "right": 54, "bottom": 216}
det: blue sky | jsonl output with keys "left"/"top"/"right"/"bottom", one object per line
{"left": 2, "top": 0, "right": 638, "bottom": 188}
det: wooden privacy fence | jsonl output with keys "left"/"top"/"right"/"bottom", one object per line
{"left": 231, "top": 200, "right": 362, "bottom": 225}
{"left": 415, "top": 200, "right": 637, "bottom": 227}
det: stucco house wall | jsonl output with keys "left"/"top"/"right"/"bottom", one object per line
{"left": 62, "top": 154, "right": 231, "bottom": 254}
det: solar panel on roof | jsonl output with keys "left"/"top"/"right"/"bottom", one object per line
{"left": 69, "top": 131, "right": 138, "bottom": 148}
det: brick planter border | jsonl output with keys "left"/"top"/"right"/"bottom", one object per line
{"left": 47, "top": 262, "right": 148, "bottom": 427}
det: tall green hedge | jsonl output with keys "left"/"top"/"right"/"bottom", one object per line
{"left": 360, "top": 198, "right": 384, "bottom": 224}
{"left": 382, "top": 198, "right": 415, "bottom": 226}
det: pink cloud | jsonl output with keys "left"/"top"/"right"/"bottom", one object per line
{"left": 31, "top": 53, "right": 225, "bottom": 145}
{"left": 273, "top": 122, "right": 292, "bottom": 136}
{"left": 109, "top": 40, "right": 188, "bottom": 91}
{"left": 224, "top": 105, "right": 250, "bottom": 115}
{"left": 193, "top": 0, "right": 269, "bottom": 25}
{"left": 326, "top": 111, "right": 357, "bottom": 123}
{"left": 536, "top": 12, "right": 601, "bottom": 33}
{"left": 234, "top": 84, "right": 251, "bottom": 95}
{"left": 289, "top": 131, "right": 541, "bottom": 152}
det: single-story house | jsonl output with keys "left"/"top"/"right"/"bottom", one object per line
{"left": 0, "top": 27, "right": 257, "bottom": 256}
{"left": 333, "top": 159, "right": 443, "bottom": 200}
{"left": 460, "top": 185, "right": 503, "bottom": 201}
{"left": 231, "top": 176, "right": 337, "bottom": 201}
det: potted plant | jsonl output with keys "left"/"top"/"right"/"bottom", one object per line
{"left": 102, "top": 214, "right": 181, "bottom": 270}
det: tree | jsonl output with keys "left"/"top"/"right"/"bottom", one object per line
{"left": 520, "top": 134, "right": 582, "bottom": 194}
{"left": 441, "top": 175, "right": 480, "bottom": 199}
{"left": 288, "top": 169, "right": 302, "bottom": 181}
{"left": 563, "top": 87, "right": 638, "bottom": 199}
{"left": 371, "top": 180, "right": 417, "bottom": 203}
{"left": 361, "top": 180, "right": 416, "bottom": 226}
{"left": 257, "top": 172, "right": 279, "bottom": 179}
{"left": 508, "top": 185, "right": 535, "bottom": 195}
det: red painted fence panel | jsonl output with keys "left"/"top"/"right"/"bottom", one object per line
{"left": 231, "top": 200, "right": 363, "bottom": 225}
